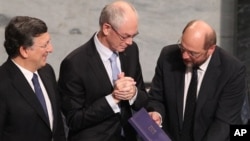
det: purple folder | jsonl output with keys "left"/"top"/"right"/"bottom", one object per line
{"left": 129, "top": 108, "right": 171, "bottom": 141}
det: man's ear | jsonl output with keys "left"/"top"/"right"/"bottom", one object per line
{"left": 19, "top": 46, "right": 29, "bottom": 58}
{"left": 102, "top": 23, "right": 112, "bottom": 36}
{"left": 208, "top": 44, "right": 216, "bottom": 55}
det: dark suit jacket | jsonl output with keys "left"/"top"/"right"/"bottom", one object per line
{"left": 148, "top": 45, "right": 246, "bottom": 141}
{"left": 58, "top": 35, "right": 148, "bottom": 141}
{"left": 0, "top": 59, "right": 66, "bottom": 141}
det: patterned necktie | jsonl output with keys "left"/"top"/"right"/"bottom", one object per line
{"left": 181, "top": 67, "right": 198, "bottom": 141}
{"left": 32, "top": 73, "right": 48, "bottom": 118}
{"left": 109, "top": 52, "right": 120, "bottom": 82}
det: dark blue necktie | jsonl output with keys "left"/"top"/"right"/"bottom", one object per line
{"left": 181, "top": 67, "right": 198, "bottom": 141}
{"left": 32, "top": 73, "right": 48, "bottom": 118}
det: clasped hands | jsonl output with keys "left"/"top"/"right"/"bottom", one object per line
{"left": 112, "top": 72, "right": 136, "bottom": 102}
{"left": 112, "top": 73, "right": 162, "bottom": 127}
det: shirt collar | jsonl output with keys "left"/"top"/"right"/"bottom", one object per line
{"left": 199, "top": 55, "right": 212, "bottom": 71}
{"left": 94, "top": 32, "right": 115, "bottom": 61}
{"left": 11, "top": 59, "right": 38, "bottom": 81}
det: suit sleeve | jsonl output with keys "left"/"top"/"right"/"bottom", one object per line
{"left": 147, "top": 47, "right": 167, "bottom": 118}
{"left": 203, "top": 64, "right": 246, "bottom": 141}
{"left": 58, "top": 57, "right": 115, "bottom": 131}
{"left": 128, "top": 44, "right": 148, "bottom": 111}
{"left": 0, "top": 89, "right": 7, "bottom": 139}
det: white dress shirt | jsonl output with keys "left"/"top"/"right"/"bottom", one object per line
{"left": 12, "top": 60, "right": 54, "bottom": 129}
{"left": 183, "top": 55, "right": 212, "bottom": 118}
{"left": 93, "top": 32, "right": 137, "bottom": 113}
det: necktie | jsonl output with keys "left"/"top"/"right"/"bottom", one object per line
{"left": 109, "top": 52, "right": 120, "bottom": 82}
{"left": 109, "top": 53, "right": 136, "bottom": 140}
{"left": 181, "top": 67, "right": 198, "bottom": 141}
{"left": 32, "top": 73, "right": 48, "bottom": 118}
{"left": 120, "top": 100, "right": 136, "bottom": 140}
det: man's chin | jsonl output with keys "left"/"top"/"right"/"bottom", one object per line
{"left": 118, "top": 48, "right": 126, "bottom": 52}
{"left": 184, "top": 62, "right": 194, "bottom": 68}
{"left": 39, "top": 62, "right": 47, "bottom": 68}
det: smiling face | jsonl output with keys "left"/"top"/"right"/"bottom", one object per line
{"left": 23, "top": 32, "right": 53, "bottom": 71}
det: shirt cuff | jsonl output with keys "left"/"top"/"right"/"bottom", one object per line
{"left": 129, "top": 86, "right": 138, "bottom": 105}
{"left": 105, "top": 94, "right": 120, "bottom": 113}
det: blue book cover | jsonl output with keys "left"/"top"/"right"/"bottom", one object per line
{"left": 129, "top": 108, "right": 172, "bottom": 141}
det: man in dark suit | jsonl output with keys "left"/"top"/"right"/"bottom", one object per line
{"left": 0, "top": 16, "right": 66, "bottom": 141}
{"left": 147, "top": 20, "right": 246, "bottom": 141}
{"left": 58, "top": 1, "right": 148, "bottom": 141}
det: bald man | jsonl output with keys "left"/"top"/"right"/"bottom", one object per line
{"left": 147, "top": 20, "right": 246, "bottom": 141}
{"left": 58, "top": 1, "right": 147, "bottom": 141}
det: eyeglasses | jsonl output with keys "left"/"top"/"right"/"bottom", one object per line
{"left": 109, "top": 24, "right": 139, "bottom": 41}
{"left": 35, "top": 40, "right": 51, "bottom": 49}
{"left": 177, "top": 39, "right": 204, "bottom": 58}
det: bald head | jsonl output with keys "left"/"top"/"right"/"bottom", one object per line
{"left": 99, "top": 0, "right": 138, "bottom": 29}
{"left": 182, "top": 20, "right": 216, "bottom": 49}
{"left": 112, "top": 0, "right": 136, "bottom": 10}
{"left": 180, "top": 20, "right": 217, "bottom": 67}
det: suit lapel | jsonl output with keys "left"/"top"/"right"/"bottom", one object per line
{"left": 195, "top": 48, "right": 221, "bottom": 118}
{"left": 119, "top": 51, "right": 127, "bottom": 73}
{"left": 7, "top": 60, "right": 50, "bottom": 128}
{"left": 175, "top": 65, "right": 186, "bottom": 129}
{"left": 39, "top": 70, "right": 57, "bottom": 130}
{"left": 87, "top": 41, "right": 113, "bottom": 90}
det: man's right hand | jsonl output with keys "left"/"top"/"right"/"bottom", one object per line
{"left": 148, "top": 111, "right": 162, "bottom": 127}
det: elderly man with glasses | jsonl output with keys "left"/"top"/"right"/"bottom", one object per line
{"left": 147, "top": 20, "right": 246, "bottom": 141}
{"left": 58, "top": 1, "right": 148, "bottom": 141}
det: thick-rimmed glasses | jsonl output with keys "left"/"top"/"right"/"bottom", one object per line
{"left": 177, "top": 39, "right": 205, "bottom": 58}
{"left": 109, "top": 24, "right": 139, "bottom": 41}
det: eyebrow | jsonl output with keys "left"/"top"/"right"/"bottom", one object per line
{"left": 125, "top": 31, "right": 139, "bottom": 38}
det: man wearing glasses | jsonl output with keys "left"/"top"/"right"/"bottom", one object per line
{"left": 58, "top": 1, "right": 147, "bottom": 141}
{"left": 147, "top": 20, "right": 246, "bottom": 141}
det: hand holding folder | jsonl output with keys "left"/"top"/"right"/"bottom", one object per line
{"left": 128, "top": 108, "right": 172, "bottom": 141}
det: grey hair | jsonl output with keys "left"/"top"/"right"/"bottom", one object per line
{"left": 99, "top": 1, "right": 138, "bottom": 30}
